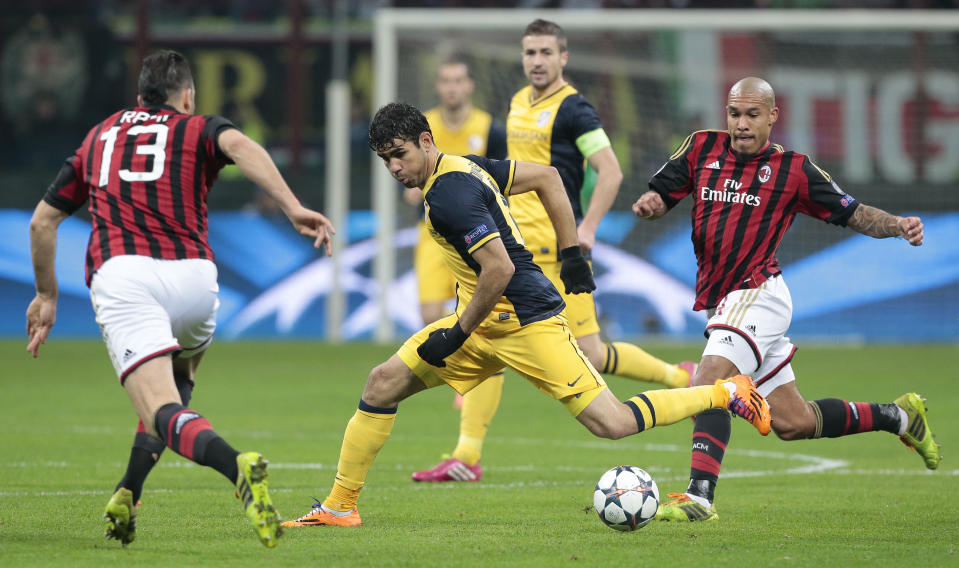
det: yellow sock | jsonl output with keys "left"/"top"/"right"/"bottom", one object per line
{"left": 323, "top": 404, "right": 396, "bottom": 512}
{"left": 603, "top": 342, "right": 686, "bottom": 388}
{"left": 625, "top": 384, "right": 729, "bottom": 431}
{"left": 451, "top": 372, "right": 504, "bottom": 465}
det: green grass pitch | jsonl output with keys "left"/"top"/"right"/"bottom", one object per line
{"left": 1, "top": 339, "right": 956, "bottom": 567}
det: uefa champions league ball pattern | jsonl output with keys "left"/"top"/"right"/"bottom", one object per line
{"left": 593, "top": 465, "right": 660, "bottom": 531}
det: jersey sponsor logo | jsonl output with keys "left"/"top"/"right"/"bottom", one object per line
{"left": 464, "top": 224, "right": 490, "bottom": 245}
{"left": 758, "top": 164, "right": 772, "bottom": 183}
{"left": 706, "top": 160, "right": 722, "bottom": 169}
{"left": 536, "top": 110, "right": 552, "bottom": 128}
{"left": 700, "top": 179, "right": 762, "bottom": 207}
{"left": 507, "top": 127, "right": 548, "bottom": 143}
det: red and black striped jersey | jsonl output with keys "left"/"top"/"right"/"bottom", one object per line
{"left": 43, "top": 104, "right": 237, "bottom": 285}
{"left": 649, "top": 130, "right": 860, "bottom": 311}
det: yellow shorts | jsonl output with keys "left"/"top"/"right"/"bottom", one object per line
{"left": 397, "top": 313, "right": 608, "bottom": 416}
{"left": 414, "top": 223, "right": 457, "bottom": 304}
{"left": 541, "top": 260, "right": 601, "bottom": 338}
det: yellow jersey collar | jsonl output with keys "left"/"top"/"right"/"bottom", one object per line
{"left": 528, "top": 82, "right": 570, "bottom": 107}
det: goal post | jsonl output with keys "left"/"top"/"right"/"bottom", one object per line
{"left": 371, "top": 9, "right": 959, "bottom": 343}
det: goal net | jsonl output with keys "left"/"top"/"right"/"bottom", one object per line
{"left": 371, "top": 9, "right": 959, "bottom": 342}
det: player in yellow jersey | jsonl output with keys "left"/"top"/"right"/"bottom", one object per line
{"left": 406, "top": 57, "right": 507, "bottom": 326}
{"left": 280, "top": 102, "right": 770, "bottom": 528}
{"left": 407, "top": 58, "right": 509, "bottom": 457}
{"left": 412, "top": 19, "right": 696, "bottom": 483}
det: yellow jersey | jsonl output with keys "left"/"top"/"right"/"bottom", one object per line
{"left": 424, "top": 107, "right": 507, "bottom": 159}
{"left": 422, "top": 153, "right": 564, "bottom": 325}
{"left": 506, "top": 83, "right": 611, "bottom": 264}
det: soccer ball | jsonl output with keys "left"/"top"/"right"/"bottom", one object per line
{"left": 593, "top": 465, "right": 659, "bottom": 531}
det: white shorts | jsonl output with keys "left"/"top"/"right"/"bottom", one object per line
{"left": 702, "top": 275, "right": 797, "bottom": 397}
{"left": 90, "top": 256, "right": 219, "bottom": 382}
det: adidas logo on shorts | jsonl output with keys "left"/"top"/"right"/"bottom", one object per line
{"left": 122, "top": 349, "right": 136, "bottom": 363}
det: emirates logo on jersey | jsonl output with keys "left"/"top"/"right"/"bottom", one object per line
{"left": 758, "top": 164, "right": 772, "bottom": 183}
{"left": 700, "top": 178, "right": 762, "bottom": 207}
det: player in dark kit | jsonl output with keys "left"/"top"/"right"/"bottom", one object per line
{"left": 26, "top": 50, "right": 334, "bottom": 547}
{"left": 633, "top": 76, "right": 941, "bottom": 522}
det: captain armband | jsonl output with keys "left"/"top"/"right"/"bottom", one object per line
{"left": 575, "top": 128, "right": 612, "bottom": 159}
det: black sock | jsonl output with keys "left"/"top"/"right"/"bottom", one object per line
{"left": 810, "top": 399, "right": 902, "bottom": 438}
{"left": 116, "top": 431, "right": 166, "bottom": 503}
{"left": 687, "top": 409, "right": 731, "bottom": 503}
{"left": 154, "top": 403, "right": 239, "bottom": 483}
{"left": 115, "top": 374, "right": 197, "bottom": 501}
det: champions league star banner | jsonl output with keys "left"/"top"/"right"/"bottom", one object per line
{"left": 0, "top": 209, "right": 956, "bottom": 342}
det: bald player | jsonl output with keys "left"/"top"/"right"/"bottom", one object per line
{"left": 635, "top": 76, "right": 941, "bottom": 522}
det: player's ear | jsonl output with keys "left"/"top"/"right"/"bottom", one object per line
{"left": 769, "top": 106, "right": 779, "bottom": 126}
{"left": 137, "top": 94, "right": 144, "bottom": 107}
{"left": 182, "top": 87, "right": 195, "bottom": 114}
{"left": 420, "top": 131, "right": 434, "bottom": 150}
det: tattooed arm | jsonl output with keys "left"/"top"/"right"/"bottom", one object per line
{"left": 847, "top": 204, "right": 924, "bottom": 246}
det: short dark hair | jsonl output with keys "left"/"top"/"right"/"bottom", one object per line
{"left": 368, "top": 102, "right": 432, "bottom": 153}
{"left": 524, "top": 19, "right": 567, "bottom": 52}
{"left": 138, "top": 50, "right": 194, "bottom": 106}
{"left": 439, "top": 55, "right": 472, "bottom": 79}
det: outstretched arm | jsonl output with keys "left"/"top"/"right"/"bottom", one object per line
{"left": 218, "top": 128, "right": 336, "bottom": 254}
{"left": 847, "top": 204, "right": 923, "bottom": 246}
{"left": 578, "top": 147, "right": 623, "bottom": 251}
{"left": 27, "top": 201, "right": 70, "bottom": 357}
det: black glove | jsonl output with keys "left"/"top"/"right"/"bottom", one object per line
{"left": 559, "top": 246, "right": 596, "bottom": 294}
{"left": 417, "top": 321, "right": 469, "bottom": 367}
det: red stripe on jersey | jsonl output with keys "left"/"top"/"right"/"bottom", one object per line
{"left": 679, "top": 132, "right": 803, "bottom": 310}
{"left": 45, "top": 106, "right": 226, "bottom": 284}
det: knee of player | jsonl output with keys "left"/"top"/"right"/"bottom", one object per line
{"left": 584, "top": 416, "right": 633, "bottom": 440}
{"left": 770, "top": 416, "right": 813, "bottom": 441}
{"left": 361, "top": 361, "right": 405, "bottom": 407}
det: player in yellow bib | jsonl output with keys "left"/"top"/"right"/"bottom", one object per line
{"left": 412, "top": 19, "right": 697, "bottom": 483}
{"left": 407, "top": 58, "right": 507, "bottom": 327}
{"left": 280, "top": 102, "right": 770, "bottom": 528}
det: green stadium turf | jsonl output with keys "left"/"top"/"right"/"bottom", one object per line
{"left": 1, "top": 340, "right": 955, "bottom": 567}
